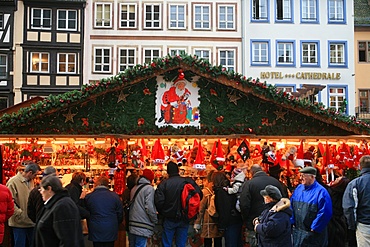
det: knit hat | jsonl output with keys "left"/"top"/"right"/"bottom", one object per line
{"left": 260, "top": 185, "right": 282, "bottom": 201}
{"left": 299, "top": 166, "right": 317, "bottom": 176}
{"left": 231, "top": 168, "right": 242, "bottom": 179}
{"left": 167, "top": 161, "right": 179, "bottom": 176}
{"left": 142, "top": 169, "right": 154, "bottom": 182}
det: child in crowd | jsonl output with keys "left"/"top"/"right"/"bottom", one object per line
{"left": 223, "top": 168, "right": 246, "bottom": 212}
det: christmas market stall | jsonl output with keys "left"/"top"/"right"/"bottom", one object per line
{"left": 0, "top": 53, "right": 370, "bottom": 189}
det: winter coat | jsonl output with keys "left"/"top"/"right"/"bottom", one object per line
{"left": 35, "top": 190, "right": 84, "bottom": 247}
{"left": 155, "top": 174, "right": 202, "bottom": 221}
{"left": 255, "top": 198, "right": 293, "bottom": 247}
{"left": 227, "top": 172, "right": 245, "bottom": 194}
{"left": 194, "top": 187, "right": 223, "bottom": 239}
{"left": 85, "top": 185, "right": 123, "bottom": 242}
{"left": 239, "top": 171, "right": 284, "bottom": 230}
{"left": 27, "top": 185, "right": 44, "bottom": 223}
{"left": 0, "top": 184, "right": 14, "bottom": 244}
{"left": 6, "top": 172, "right": 35, "bottom": 228}
{"left": 65, "top": 180, "right": 90, "bottom": 219}
{"left": 343, "top": 168, "right": 370, "bottom": 230}
{"left": 290, "top": 180, "right": 332, "bottom": 247}
{"left": 129, "top": 177, "right": 158, "bottom": 238}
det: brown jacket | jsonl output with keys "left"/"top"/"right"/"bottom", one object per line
{"left": 194, "top": 187, "right": 223, "bottom": 239}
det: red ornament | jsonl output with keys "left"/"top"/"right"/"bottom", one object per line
{"left": 216, "top": 116, "right": 224, "bottom": 123}
{"left": 210, "top": 89, "right": 218, "bottom": 96}
{"left": 81, "top": 118, "right": 89, "bottom": 126}
{"left": 178, "top": 69, "right": 185, "bottom": 80}
{"left": 143, "top": 88, "right": 151, "bottom": 95}
{"left": 137, "top": 118, "right": 145, "bottom": 126}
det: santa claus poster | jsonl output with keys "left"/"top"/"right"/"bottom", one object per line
{"left": 155, "top": 76, "right": 200, "bottom": 128}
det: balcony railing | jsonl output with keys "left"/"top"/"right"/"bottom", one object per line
{"left": 355, "top": 107, "right": 370, "bottom": 120}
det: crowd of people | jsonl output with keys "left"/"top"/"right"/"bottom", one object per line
{"left": 1, "top": 155, "right": 370, "bottom": 247}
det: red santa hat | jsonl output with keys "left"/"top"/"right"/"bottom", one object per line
{"left": 193, "top": 141, "right": 206, "bottom": 170}
{"left": 216, "top": 139, "right": 225, "bottom": 162}
{"left": 151, "top": 139, "right": 165, "bottom": 164}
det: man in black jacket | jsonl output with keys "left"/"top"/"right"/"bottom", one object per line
{"left": 154, "top": 161, "right": 202, "bottom": 247}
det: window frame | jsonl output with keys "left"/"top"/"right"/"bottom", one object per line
{"left": 217, "top": 4, "right": 236, "bottom": 30}
{"left": 275, "top": 84, "right": 296, "bottom": 93}
{"left": 57, "top": 9, "right": 77, "bottom": 31}
{"left": 251, "top": 39, "right": 271, "bottom": 66}
{"left": 300, "top": 40, "right": 320, "bottom": 67}
{"left": 328, "top": 40, "right": 347, "bottom": 68}
{"left": 118, "top": 47, "right": 136, "bottom": 72}
{"left": 169, "top": 48, "right": 187, "bottom": 56}
{"left": 300, "top": 0, "right": 319, "bottom": 24}
{"left": 0, "top": 13, "right": 4, "bottom": 30}
{"left": 94, "top": 2, "right": 112, "bottom": 28}
{"left": 218, "top": 49, "right": 236, "bottom": 71}
{"left": 193, "top": 4, "right": 211, "bottom": 30}
{"left": 358, "top": 41, "right": 370, "bottom": 63}
{"left": 193, "top": 48, "right": 211, "bottom": 61}
{"left": 251, "top": 0, "right": 269, "bottom": 23}
{"left": 31, "top": 8, "right": 52, "bottom": 30}
{"left": 93, "top": 47, "right": 112, "bottom": 73}
{"left": 119, "top": 3, "right": 137, "bottom": 29}
{"left": 0, "top": 54, "right": 7, "bottom": 78}
{"left": 327, "top": 85, "right": 348, "bottom": 113}
{"left": 169, "top": 4, "right": 186, "bottom": 30}
{"left": 328, "top": 0, "right": 346, "bottom": 24}
{"left": 57, "top": 53, "right": 77, "bottom": 74}
{"left": 276, "top": 40, "right": 296, "bottom": 67}
{"left": 143, "top": 48, "right": 161, "bottom": 64}
{"left": 275, "top": 0, "right": 293, "bottom": 23}
{"left": 30, "top": 52, "right": 49, "bottom": 73}
{"left": 144, "top": 3, "right": 162, "bottom": 29}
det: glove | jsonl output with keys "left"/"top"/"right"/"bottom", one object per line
{"left": 253, "top": 217, "right": 259, "bottom": 226}
{"left": 170, "top": 102, "right": 178, "bottom": 108}
{"left": 194, "top": 224, "right": 201, "bottom": 233}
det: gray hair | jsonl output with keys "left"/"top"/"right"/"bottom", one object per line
{"left": 24, "top": 162, "right": 40, "bottom": 174}
{"left": 360, "top": 155, "right": 370, "bottom": 169}
{"left": 41, "top": 176, "right": 64, "bottom": 193}
{"left": 43, "top": 166, "right": 56, "bottom": 176}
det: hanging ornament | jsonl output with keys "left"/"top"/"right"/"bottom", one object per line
{"left": 178, "top": 69, "right": 185, "bottom": 80}
{"left": 143, "top": 88, "right": 151, "bottom": 95}
{"left": 151, "top": 139, "right": 165, "bottom": 165}
{"left": 137, "top": 118, "right": 145, "bottom": 126}
{"left": 216, "top": 116, "right": 224, "bottom": 123}
{"left": 117, "top": 91, "right": 129, "bottom": 103}
{"left": 81, "top": 118, "right": 89, "bottom": 126}
{"left": 210, "top": 89, "right": 218, "bottom": 96}
{"left": 237, "top": 140, "right": 250, "bottom": 162}
{"left": 227, "top": 92, "right": 241, "bottom": 105}
{"left": 193, "top": 141, "right": 206, "bottom": 170}
{"left": 274, "top": 108, "right": 287, "bottom": 121}
{"left": 63, "top": 109, "right": 77, "bottom": 123}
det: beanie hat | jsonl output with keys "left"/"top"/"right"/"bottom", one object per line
{"left": 167, "top": 161, "right": 179, "bottom": 176}
{"left": 260, "top": 185, "right": 282, "bottom": 201}
{"left": 142, "top": 169, "right": 155, "bottom": 182}
{"left": 231, "top": 168, "right": 242, "bottom": 179}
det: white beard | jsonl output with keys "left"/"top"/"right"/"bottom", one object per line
{"left": 176, "top": 87, "right": 185, "bottom": 97}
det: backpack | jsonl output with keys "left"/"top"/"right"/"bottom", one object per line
{"left": 181, "top": 182, "right": 201, "bottom": 220}
{"left": 123, "top": 184, "right": 149, "bottom": 231}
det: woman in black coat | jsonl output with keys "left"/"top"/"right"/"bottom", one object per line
{"left": 35, "top": 176, "right": 84, "bottom": 247}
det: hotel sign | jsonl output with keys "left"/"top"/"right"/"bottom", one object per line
{"left": 260, "top": 72, "right": 341, "bottom": 80}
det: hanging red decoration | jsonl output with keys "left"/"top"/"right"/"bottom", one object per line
{"left": 81, "top": 118, "right": 89, "bottom": 126}
{"left": 178, "top": 69, "right": 185, "bottom": 80}
{"left": 216, "top": 116, "right": 224, "bottom": 123}
{"left": 210, "top": 89, "right": 218, "bottom": 96}
{"left": 143, "top": 88, "right": 151, "bottom": 95}
{"left": 137, "top": 118, "right": 145, "bottom": 126}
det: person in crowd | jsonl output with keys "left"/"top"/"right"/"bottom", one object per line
{"left": 0, "top": 184, "right": 14, "bottom": 247}
{"left": 290, "top": 166, "right": 333, "bottom": 247}
{"left": 85, "top": 176, "right": 123, "bottom": 247}
{"left": 194, "top": 171, "right": 223, "bottom": 247}
{"left": 343, "top": 155, "right": 370, "bottom": 247}
{"left": 328, "top": 176, "right": 354, "bottom": 247}
{"left": 213, "top": 171, "right": 243, "bottom": 247}
{"left": 239, "top": 164, "right": 284, "bottom": 247}
{"left": 268, "top": 164, "right": 289, "bottom": 198}
{"left": 6, "top": 162, "right": 40, "bottom": 247}
{"left": 122, "top": 174, "right": 138, "bottom": 233}
{"left": 65, "top": 171, "right": 89, "bottom": 220}
{"left": 35, "top": 175, "right": 84, "bottom": 247}
{"left": 27, "top": 166, "right": 56, "bottom": 223}
{"left": 253, "top": 185, "right": 292, "bottom": 247}
{"left": 129, "top": 169, "right": 157, "bottom": 247}
{"left": 155, "top": 161, "right": 202, "bottom": 247}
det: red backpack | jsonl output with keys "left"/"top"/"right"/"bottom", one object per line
{"left": 181, "top": 182, "right": 201, "bottom": 220}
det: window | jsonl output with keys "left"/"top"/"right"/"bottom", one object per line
{"left": 94, "top": 47, "right": 111, "bottom": 73}
{"left": 58, "top": 53, "right": 76, "bottom": 73}
{"left": 144, "top": 49, "right": 160, "bottom": 64}
{"left": 169, "top": 49, "right": 186, "bottom": 56}
{"left": 0, "top": 97, "right": 8, "bottom": 110}
{"left": 194, "top": 49, "right": 210, "bottom": 61}
{"left": 329, "top": 87, "right": 346, "bottom": 112}
{"left": 358, "top": 41, "right": 370, "bottom": 62}
{"left": 276, "top": 0, "right": 292, "bottom": 22}
{"left": 169, "top": 4, "right": 185, "bottom": 29}
{"left": 276, "top": 86, "right": 294, "bottom": 93}
{"left": 328, "top": 0, "right": 344, "bottom": 23}
{"left": 120, "top": 3, "right": 137, "bottom": 28}
{"left": 218, "top": 5, "right": 235, "bottom": 29}
{"left": 0, "top": 13, "right": 3, "bottom": 29}
{"left": 95, "top": 3, "right": 112, "bottom": 28}
{"left": 31, "top": 8, "right": 52, "bottom": 29}
{"left": 301, "top": 41, "right": 319, "bottom": 66}
{"left": 251, "top": 40, "right": 270, "bottom": 66}
{"left": 31, "top": 52, "right": 49, "bottom": 72}
{"left": 329, "top": 41, "right": 346, "bottom": 67}
{"left": 252, "top": 0, "right": 268, "bottom": 21}
{"left": 194, "top": 5, "right": 210, "bottom": 30}
{"left": 119, "top": 48, "right": 136, "bottom": 72}
{"left": 219, "top": 50, "right": 235, "bottom": 71}
{"left": 277, "top": 41, "right": 295, "bottom": 66}
{"left": 57, "top": 10, "right": 77, "bottom": 30}
{"left": 359, "top": 90, "right": 370, "bottom": 113}
{"left": 144, "top": 4, "right": 161, "bottom": 29}
{"left": 0, "top": 55, "right": 7, "bottom": 78}
{"left": 301, "top": 0, "right": 317, "bottom": 23}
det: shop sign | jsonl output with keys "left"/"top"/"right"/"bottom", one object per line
{"left": 260, "top": 72, "right": 341, "bottom": 80}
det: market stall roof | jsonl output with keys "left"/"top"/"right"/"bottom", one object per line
{"left": 0, "top": 54, "right": 369, "bottom": 137}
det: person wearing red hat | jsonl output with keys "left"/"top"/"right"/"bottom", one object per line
{"left": 128, "top": 169, "right": 157, "bottom": 247}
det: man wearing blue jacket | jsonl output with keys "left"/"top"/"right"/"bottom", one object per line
{"left": 343, "top": 155, "right": 370, "bottom": 247}
{"left": 290, "top": 166, "right": 332, "bottom": 247}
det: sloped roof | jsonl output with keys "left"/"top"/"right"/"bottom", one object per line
{"left": 354, "top": 0, "right": 370, "bottom": 26}
{"left": 0, "top": 54, "right": 369, "bottom": 137}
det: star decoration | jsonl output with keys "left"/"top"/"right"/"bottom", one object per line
{"left": 274, "top": 108, "right": 287, "bottom": 121}
{"left": 117, "top": 91, "right": 129, "bottom": 103}
{"left": 227, "top": 92, "right": 241, "bottom": 105}
{"left": 63, "top": 109, "right": 77, "bottom": 123}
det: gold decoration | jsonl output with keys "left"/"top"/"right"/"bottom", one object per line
{"left": 227, "top": 92, "right": 241, "bottom": 105}
{"left": 63, "top": 109, "right": 77, "bottom": 123}
{"left": 117, "top": 91, "right": 129, "bottom": 103}
{"left": 274, "top": 108, "right": 287, "bottom": 121}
